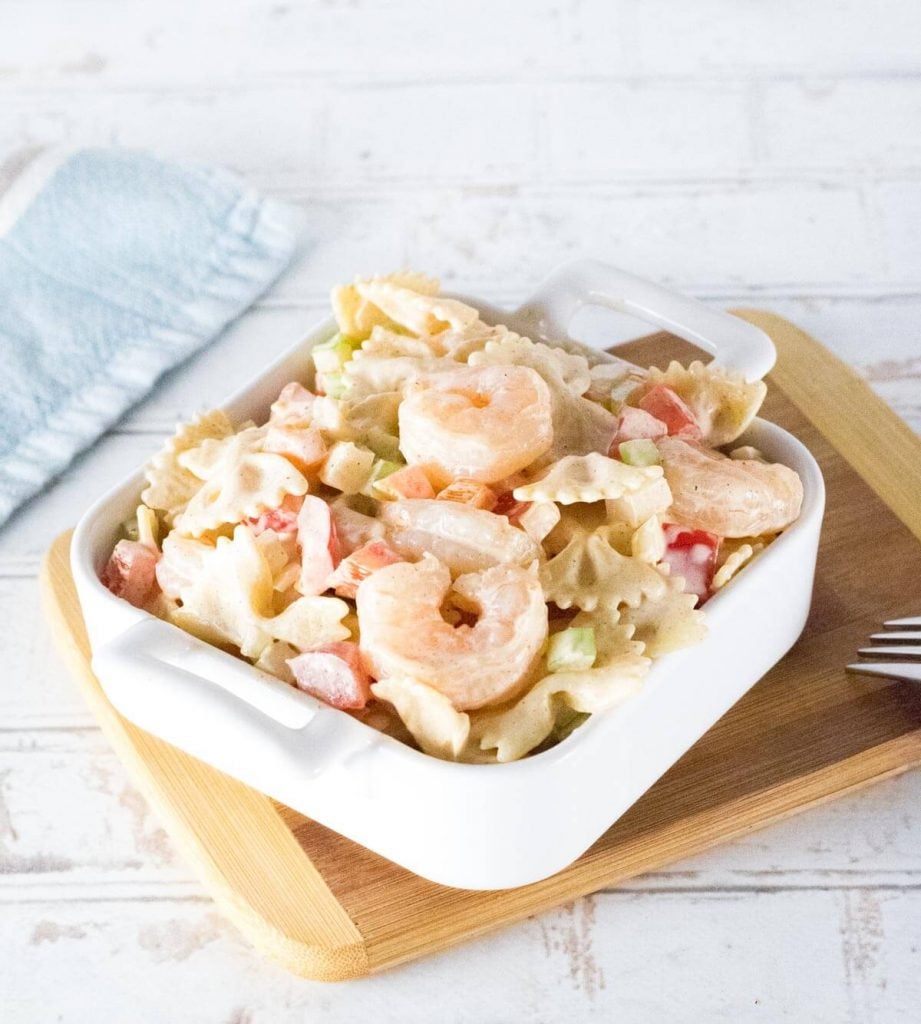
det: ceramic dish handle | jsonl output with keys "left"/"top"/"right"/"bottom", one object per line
{"left": 514, "top": 258, "right": 776, "bottom": 381}
{"left": 93, "top": 617, "right": 321, "bottom": 730}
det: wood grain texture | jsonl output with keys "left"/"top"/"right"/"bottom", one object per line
{"left": 39, "top": 314, "right": 921, "bottom": 980}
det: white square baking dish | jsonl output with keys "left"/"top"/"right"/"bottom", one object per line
{"left": 71, "top": 260, "right": 825, "bottom": 890}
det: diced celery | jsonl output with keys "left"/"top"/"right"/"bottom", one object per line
{"left": 546, "top": 627, "right": 596, "bottom": 673}
{"left": 366, "top": 459, "right": 404, "bottom": 497}
{"left": 374, "top": 459, "right": 403, "bottom": 480}
{"left": 365, "top": 426, "right": 403, "bottom": 463}
{"left": 314, "top": 330, "right": 360, "bottom": 353}
{"left": 321, "top": 371, "right": 349, "bottom": 399}
{"left": 312, "top": 332, "right": 361, "bottom": 374}
{"left": 618, "top": 438, "right": 661, "bottom": 467}
{"left": 319, "top": 441, "right": 376, "bottom": 494}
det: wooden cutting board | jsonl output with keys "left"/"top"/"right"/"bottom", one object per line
{"left": 41, "top": 311, "right": 921, "bottom": 982}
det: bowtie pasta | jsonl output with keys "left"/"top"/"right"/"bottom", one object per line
{"left": 102, "top": 271, "right": 804, "bottom": 763}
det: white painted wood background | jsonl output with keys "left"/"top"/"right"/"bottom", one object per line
{"left": 3, "top": 1, "right": 921, "bottom": 1020}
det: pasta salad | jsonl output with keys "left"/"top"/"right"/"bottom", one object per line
{"left": 101, "top": 272, "right": 804, "bottom": 763}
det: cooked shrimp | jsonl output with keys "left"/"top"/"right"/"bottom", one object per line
{"left": 658, "top": 437, "right": 803, "bottom": 538}
{"left": 380, "top": 498, "right": 540, "bottom": 575}
{"left": 357, "top": 554, "right": 548, "bottom": 710}
{"left": 398, "top": 365, "right": 553, "bottom": 488}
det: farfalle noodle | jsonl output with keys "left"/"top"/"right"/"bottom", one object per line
{"left": 635, "top": 360, "right": 766, "bottom": 446}
{"left": 170, "top": 525, "right": 349, "bottom": 659}
{"left": 331, "top": 270, "right": 440, "bottom": 339}
{"left": 173, "top": 427, "right": 309, "bottom": 538}
{"left": 513, "top": 453, "right": 664, "bottom": 505}
{"left": 712, "top": 539, "right": 765, "bottom": 590}
{"left": 539, "top": 524, "right": 667, "bottom": 611}
{"left": 141, "top": 410, "right": 234, "bottom": 522}
{"left": 355, "top": 279, "right": 480, "bottom": 337}
{"left": 617, "top": 572, "right": 707, "bottom": 658}
{"left": 371, "top": 676, "right": 471, "bottom": 760}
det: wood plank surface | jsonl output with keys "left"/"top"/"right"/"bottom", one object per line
{"left": 40, "top": 314, "right": 921, "bottom": 980}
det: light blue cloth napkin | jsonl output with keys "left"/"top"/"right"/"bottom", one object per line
{"left": 0, "top": 148, "right": 298, "bottom": 528}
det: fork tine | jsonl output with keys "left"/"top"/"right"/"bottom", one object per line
{"left": 884, "top": 616, "right": 921, "bottom": 628}
{"left": 847, "top": 662, "right": 921, "bottom": 683}
{"left": 870, "top": 631, "right": 921, "bottom": 642}
{"left": 858, "top": 645, "right": 921, "bottom": 658}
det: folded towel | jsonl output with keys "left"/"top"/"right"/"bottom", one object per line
{"left": 0, "top": 148, "right": 298, "bottom": 528}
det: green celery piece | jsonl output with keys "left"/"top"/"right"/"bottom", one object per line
{"left": 618, "top": 438, "right": 661, "bottom": 466}
{"left": 312, "top": 332, "right": 361, "bottom": 374}
{"left": 365, "top": 427, "right": 403, "bottom": 464}
{"left": 546, "top": 627, "right": 596, "bottom": 673}
{"left": 367, "top": 459, "right": 404, "bottom": 497}
{"left": 322, "top": 372, "right": 349, "bottom": 399}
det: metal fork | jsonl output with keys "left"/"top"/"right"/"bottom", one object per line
{"left": 846, "top": 616, "right": 921, "bottom": 682}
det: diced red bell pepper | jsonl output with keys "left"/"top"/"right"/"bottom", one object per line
{"left": 611, "top": 406, "right": 668, "bottom": 450}
{"left": 247, "top": 493, "right": 305, "bottom": 538}
{"left": 326, "top": 539, "right": 404, "bottom": 599}
{"left": 375, "top": 464, "right": 435, "bottom": 500}
{"left": 287, "top": 641, "right": 372, "bottom": 710}
{"left": 296, "top": 495, "right": 341, "bottom": 596}
{"left": 101, "top": 539, "right": 159, "bottom": 609}
{"left": 493, "top": 491, "right": 530, "bottom": 524}
{"left": 638, "top": 385, "right": 702, "bottom": 440}
{"left": 661, "top": 523, "right": 719, "bottom": 603}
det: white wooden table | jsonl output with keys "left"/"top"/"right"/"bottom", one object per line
{"left": 3, "top": 3, "right": 921, "bottom": 1020}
